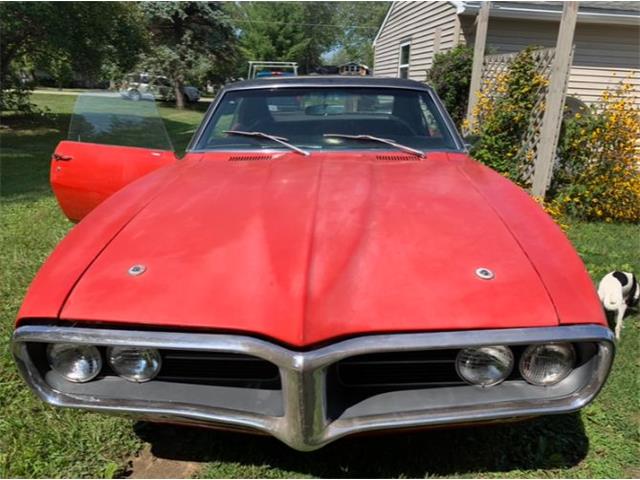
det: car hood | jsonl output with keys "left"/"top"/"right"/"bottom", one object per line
{"left": 59, "top": 152, "right": 558, "bottom": 346}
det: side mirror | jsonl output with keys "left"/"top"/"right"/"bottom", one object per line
{"left": 463, "top": 134, "right": 480, "bottom": 150}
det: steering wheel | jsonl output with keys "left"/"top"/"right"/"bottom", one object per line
{"left": 390, "top": 116, "right": 420, "bottom": 136}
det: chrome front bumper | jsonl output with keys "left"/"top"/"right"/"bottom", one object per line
{"left": 12, "top": 324, "right": 614, "bottom": 451}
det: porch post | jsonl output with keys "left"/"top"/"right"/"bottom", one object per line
{"left": 464, "top": 1, "right": 490, "bottom": 132}
{"left": 531, "top": 1, "right": 579, "bottom": 197}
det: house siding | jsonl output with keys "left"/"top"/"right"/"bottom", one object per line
{"left": 374, "top": 2, "right": 639, "bottom": 106}
{"left": 373, "top": 2, "right": 460, "bottom": 81}
{"left": 461, "top": 16, "right": 640, "bottom": 105}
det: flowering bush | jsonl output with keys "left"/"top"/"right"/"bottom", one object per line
{"left": 467, "top": 44, "right": 639, "bottom": 224}
{"left": 555, "top": 81, "right": 640, "bottom": 223}
{"left": 467, "top": 47, "right": 548, "bottom": 187}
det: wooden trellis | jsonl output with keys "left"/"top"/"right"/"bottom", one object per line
{"left": 476, "top": 47, "right": 568, "bottom": 187}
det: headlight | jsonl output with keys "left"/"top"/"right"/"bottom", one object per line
{"left": 519, "top": 343, "right": 575, "bottom": 386}
{"left": 456, "top": 345, "right": 514, "bottom": 386}
{"left": 46, "top": 343, "right": 102, "bottom": 383}
{"left": 107, "top": 347, "right": 161, "bottom": 383}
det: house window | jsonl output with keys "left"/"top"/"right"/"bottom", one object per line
{"left": 398, "top": 42, "right": 411, "bottom": 79}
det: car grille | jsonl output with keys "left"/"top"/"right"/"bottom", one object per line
{"left": 335, "top": 349, "right": 464, "bottom": 389}
{"left": 156, "top": 350, "right": 281, "bottom": 389}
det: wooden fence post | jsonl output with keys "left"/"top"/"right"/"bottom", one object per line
{"left": 464, "top": 1, "right": 490, "bottom": 133}
{"left": 531, "top": 1, "right": 579, "bottom": 197}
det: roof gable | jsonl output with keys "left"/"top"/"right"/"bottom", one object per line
{"left": 373, "top": 2, "right": 395, "bottom": 47}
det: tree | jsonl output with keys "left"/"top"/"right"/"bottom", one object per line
{"left": 330, "top": 2, "right": 390, "bottom": 68}
{"left": 234, "top": 2, "right": 336, "bottom": 74}
{"left": 140, "top": 2, "right": 237, "bottom": 109}
{"left": 0, "top": 2, "right": 146, "bottom": 111}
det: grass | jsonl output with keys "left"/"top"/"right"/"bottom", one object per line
{"left": 0, "top": 93, "right": 638, "bottom": 478}
{"left": 0, "top": 94, "right": 206, "bottom": 478}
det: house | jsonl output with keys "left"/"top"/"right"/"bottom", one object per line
{"left": 373, "top": 1, "right": 640, "bottom": 106}
{"left": 338, "top": 62, "right": 371, "bottom": 76}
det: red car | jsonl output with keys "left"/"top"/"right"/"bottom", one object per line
{"left": 12, "top": 77, "right": 613, "bottom": 451}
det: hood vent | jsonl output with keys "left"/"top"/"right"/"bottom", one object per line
{"left": 228, "top": 154, "right": 273, "bottom": 162}
{"left": 376, "top": 154, "right": 420, "bottom": 162}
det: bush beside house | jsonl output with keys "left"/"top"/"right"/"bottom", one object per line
{"left": 555, "top": 83, "right": 640, "bottom": 223}
{"left": 425, "top": 45, "right": 473, "bottom": 128}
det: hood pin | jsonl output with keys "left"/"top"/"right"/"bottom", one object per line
{"left": 128, "top": 264, "right": 146, "bottom": 276}
{"left": 475, "top": 267, "right": 494, "bottom": 280}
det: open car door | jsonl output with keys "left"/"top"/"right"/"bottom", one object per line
{"left": 51, "top": 92, "right": 178, "bottom": 222}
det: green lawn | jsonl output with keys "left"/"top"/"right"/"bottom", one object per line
{"left": 0, "top": 93, "right": 638, "bottom": 478}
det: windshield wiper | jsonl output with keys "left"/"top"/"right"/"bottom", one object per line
{"left": 323, "top": 133, "right": 425, "bottom": 158}
{"left": 224, "top": 130, "right": 310, "bottom": 156}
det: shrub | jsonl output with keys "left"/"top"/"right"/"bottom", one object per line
{"left": 0, "top": 69, "right": 36, "bottom": 114}
{"left": 555, "top": 81, "right": 640, "bottom": 223}
{"left": 426, "top": 45, "right": 473, "bottom": 128}
{"left": 0, "top": 87, "right": 34, "bottom": 113}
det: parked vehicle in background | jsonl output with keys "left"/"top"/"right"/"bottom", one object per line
{"left": 247, "top": 61, "right": 298, "bottom": 79}
{"left": 120, "top": 73, "right": 200, "bottom": 103}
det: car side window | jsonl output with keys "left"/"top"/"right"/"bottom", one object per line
{"left": 419, "top": 96, "right": 443, "bottom": 137}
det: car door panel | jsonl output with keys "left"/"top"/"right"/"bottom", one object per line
{"left": 51, "top": 140, "right": 177, "bottom": 222}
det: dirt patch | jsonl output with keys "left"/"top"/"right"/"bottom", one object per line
{"left": 126, "top": 445, "right": 201, "bottom": 479}
{"left": 623, "top": 466, "right": 640, "bottom": 479}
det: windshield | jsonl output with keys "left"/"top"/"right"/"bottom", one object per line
{"left": 195, "top": 87, "right": 459, "bottom": 153}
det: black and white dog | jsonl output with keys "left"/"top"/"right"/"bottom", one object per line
{"left": 597, "top": 271, "right": 639, "bottom": 339}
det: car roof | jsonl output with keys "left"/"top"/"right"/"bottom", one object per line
{"left": 224, "top": 75, "right": 433, "bottom": 92}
